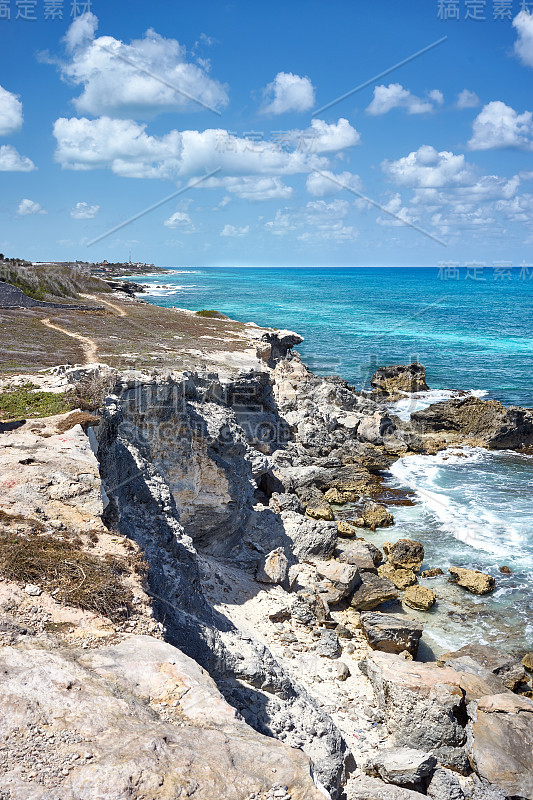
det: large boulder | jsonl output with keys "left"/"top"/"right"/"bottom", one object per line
{"left": 357, "top": 412, "right": 396, "bottom": 445}
{"left": 338, "top": 540, "right": 380, "bottom": 573}
{"left": 448, "top": 567, "right": 495, "bottom": 595}
{"left": 303, "top": 488, "right": 335, "bottom": 521}
{"left": 378, "top": 563, "right": 418, "bottom": 591}
{"left": 426, "top": 768, "right": 465, "bottom": 800}
{"left": 0, "top": 636, "right": 326, "bottom": 800}
{"left": 350, "top": 573, "right": 399, "bottom": 611}
{"left": 410, "top": 396, "right": 533, "bottom": 450}
{"left": 370, "top": 363, "right": 429, "bottom": 396}
{"left": 256, "top": 548, "right": 288, "bottom": 585}
{"left": 361, "top": 651, "right": 469, "bottom": 772}
{"left": 315, "top": 560, "right": 361, "bottom": 604}
{"left": 469, "top": 693, "right": 533, "bottom": 799}
{"left": 356, "top": 501, "right": 394, "bottom": 531}
{"left": 363, "top": 747, "right": 437, "bottom": 792}
{"left": 281, "top": 510, "right": 337, "bottom": 560}
{"left": 346, "top": 775, "right": 426, "bottom": 799}
{"left": 360, "top": 612, "right": 423, "bottom": 657}
{"left": 438, "top": 644, "right": 527, "bottom": 691}
{"left": 403, "top": 585, "right": 436, "bottom": 611}
{"left": 384, "top": 540, "right": 424, "bottom": 573}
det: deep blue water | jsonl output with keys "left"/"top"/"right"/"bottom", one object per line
{"left": 131, "top": 266, "right": 533, "bottom": 656}
{"left": 136, "top": 266, "right": 533, "bottom": 407}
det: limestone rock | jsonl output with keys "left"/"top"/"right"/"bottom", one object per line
{"left": 384, "top": 539, "right": 424, "bottom": 573}
{"left": 23, "top": 584, "right": 42, "bottom": 596}
{"left": 256, "top": 548, "right": 288, "bottom": 585}
{"left": 420, "top": 568, "right": 443, "bottom": 578}
{"left": 350, "top": 573, "right": 399, "bottom": 611}
{"left": 364, "top": 746, "right": 437, "bottom": 791}
{"left": 360, "top": 612, "right": 423, "bottom": 657}
{"left": 438, "top": 644, "right": 526, "bottom": 691}
{"left": 469, "top": 693, "right": 533, "bottom": 800}
{"left": 315, "top": 560, "right": 361, "bottom": 604}
{"left": 426, "top": 767, "right": 465, "bottom": 800}
{"left": 370, "top": 363, "right": 429, "bottom": 395}
{"left": 0, "top": 636, "right": 325, "bottom": 800}
{"left": 346, "top": 775, "right": 427, "bottom": 799}
{"left": 337, "top": 540, "right": 379, "bottom": 573}
{"left": 269, "top": 492, "right": 303, "bottom": 514}
{"left": 359, "top": 501, "right": 394, "bottom": 531}
{"left": 378, "top": 563, "right": 418, "bottom": 591}
{"left": 316, "top": 629, "right": 341, "bottom": 659}
{"left": 403, "top": 585, "right": 436, "bottom": 611}
{"left": 357, "top": 412, "right": 396, "bottom": 445}
{"left": 523, "top": 652, "right": 533, "bottom": 672}
{"left": 410, "top": 395, "right": 533, "bottom": 450}
{"left": 281, "top": 510, "right": 337, "bottom": 560}
{"left": 448, "top": 567, "right": 495, "bottom": 595}
{"left": 336, "top": 519, "right": 360, "bottom": 537}
{"left": 291, "top": 590, "right": 330, "bottom": 626}
{"left": 362, "top": 651, "right": 469, "bottom": 771}
{"left": 304, "top": 490, "right": 334, "bottom": 521}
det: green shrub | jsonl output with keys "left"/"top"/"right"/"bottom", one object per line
{"left": 195, "top": 309, "right": 227, "bottom": 319}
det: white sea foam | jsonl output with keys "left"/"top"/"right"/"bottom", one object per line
{"left": 389, "top": 448, "right": 529, "bottom": 558}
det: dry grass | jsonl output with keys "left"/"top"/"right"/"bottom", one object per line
{"left": 0, "top": 262, "right": 110, "bottom": 302}
{"left": 0, "top": 531, "right": 134, "bottom": 621}
{"left": 67, "top": 372, "right": 116, "bottom": 412}
{"left": 55, "top": 411, "right": 101, "bottom": 434}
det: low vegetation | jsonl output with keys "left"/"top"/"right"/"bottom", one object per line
{"left": 0, "top": 528, "right": 135, "bottom": 621}
{"left": 0, "top": 385, "right": 72, "bottom": 420}
{"left": 195, "top": 309, "right": 227, "bottom": 318}
{"left": 0, "top": 260, "right": 110, "bottom": 302}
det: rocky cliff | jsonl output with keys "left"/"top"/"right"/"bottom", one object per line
{"left": 1, "top": 327, "right": 532, "bottom": 800}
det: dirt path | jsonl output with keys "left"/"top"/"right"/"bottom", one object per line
{"left": 81, "top": 294, "right": 128, "bottom": 317}
{"left": 41, "top": 318, "right": 98, "bottom": 364}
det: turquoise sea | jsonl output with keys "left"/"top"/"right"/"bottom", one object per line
{"left": 133, "top": 267, "right": 533, "bottom": 657}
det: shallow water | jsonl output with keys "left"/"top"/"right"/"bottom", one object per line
{"left": 131, "top": 266, "right": 533, "bottom": 656}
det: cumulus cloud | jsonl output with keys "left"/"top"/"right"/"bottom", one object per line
{"left": 513, "top": 9, "right": 533, "bottom": 68}
{"left": 70, "top": 201, "right": 99, "bottom": 219}
{"left": 260, "top": 72, "right": 315, "bottom": 114}
{"left": 58, "top": 12, "right": 228, "bottom": 118}
{"left": 456, "top": 89, "right": 480, "bottom": 109}
{"left": 468, "top": 101, "right": 533, "bottom": 150}
{"left": 202, "top": 176, "right": 293, "bottom": 200}
{"left": 306, "top": 170, "right": 362, "bottom": 196}
{"left": 17, "top": 198, "right": 46, "bottom": 216}
{"left": 265, "top": 198, "right": 357, "bottom": 243}
{"left": 0, "top": 85, "right": 23, "bottom": 136}
{"left": 376, "top": 193, "right": 419, "bottom": 227}
{"left": 0, "top": 144, "right": 36, "bottom": 172}
{"left": 220, "top": 224, "right": 249, "bottom": 237}
{"left": 366, "top": 83, "right": 443, "bottom": 116}
{"left": 52, "top": 116, "right": 360, "bottom": 179}
{"left": 163, "top": 211, "right": 197, "bottom": 231}
{"left": 382, "top": 145, "right": 474, "bottom": 188}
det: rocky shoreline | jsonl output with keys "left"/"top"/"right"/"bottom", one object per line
{"left": 0, "top": 323, "right": 532, "bottom": 800}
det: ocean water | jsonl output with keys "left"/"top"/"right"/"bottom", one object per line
{"left": 134, "top": 267, "right": 533, "bottom": 657}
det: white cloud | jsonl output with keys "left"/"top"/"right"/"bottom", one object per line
{"left": 53, "top": 115, "right": 362, "bottom": 179}
{"left": 306, "top": 170, "right": 362, "bottom": 196}
{"left": 265, "top": 198, "right": 357, "bottom": 243}
{"left": 468, "top": 101, "right": 533, "bottom": 150}
{"left": 376, "top": 193, "right": 419, "bottom": 227}
{"left": 0, "top": 85, "right": 23, "bottom": 136}
{"left": 382, "top": 145, "right": 474, "bottom": 188}
{"left": 59, "top": 12, "right": 228, "bottom": 118}
{"left": 202, "top": 176, "right": 293, "bottom": 200}
{"left": 220, "top": 224, "right": 249, "bottom": 237}
{"left": 70, "top": 201, "right": 99, "bottom": 219}
{"left": 163, "top": 211, "right": 197, "bottom": 232}
{"left": 0, "top": 144, "right": 36, "bottom": 172}
{"left": 260, "top": 72, "right": 315, "bottom": 114}
{"left": 456, "top": 89, "right": 480, "bottom": 109}
{"left": 513, "top": 9, "right": 533, "bottom": 68}
{"left": 366, "top": 83, "right": 443, "bottom": 116}
{"left": 17, "top": 199, "right": 46, "bottom": 216}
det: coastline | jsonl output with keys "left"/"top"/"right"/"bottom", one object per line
{"left": 0, "top": 291, "right": 532, "bottom": 799}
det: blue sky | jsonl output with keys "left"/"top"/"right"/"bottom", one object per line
{"left": 1, "top": 0, "right": 532, "bottom": 266}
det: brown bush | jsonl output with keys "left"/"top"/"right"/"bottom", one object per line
{"left": 0, "top": 532, "right": 132, "bottom": 621}
{"left": 55, "top": 411, "right": 100, "bottom": 434}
